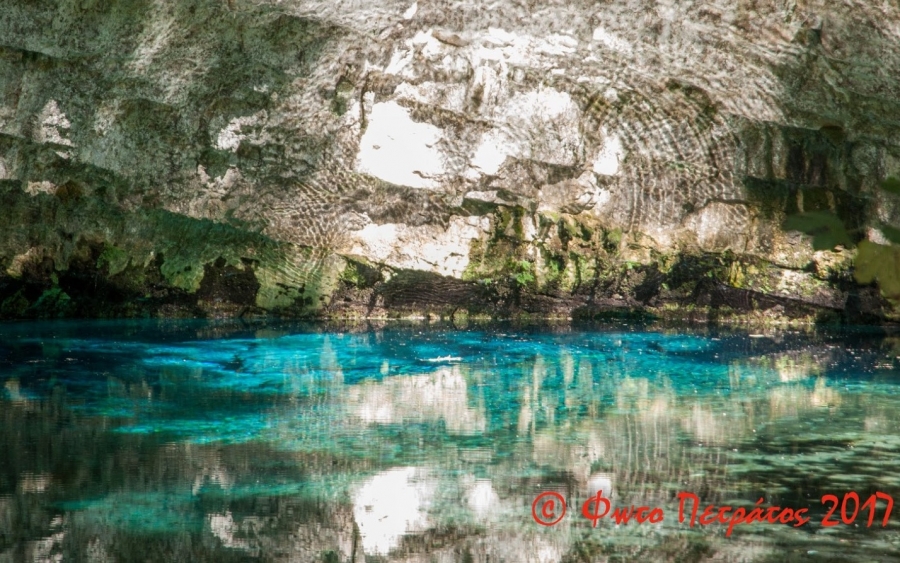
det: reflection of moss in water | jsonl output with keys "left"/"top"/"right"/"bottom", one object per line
{"left": 717, "top": 391, "right": 900, "bottom": 542}
{"left": 565, "top": 529, "right": 715, "bottom": 563}
{"left": 112, "top": 414, "right": 270, "bottom": 443}
{"left": 62, "top": 493, "right": 204, "bottom": 534}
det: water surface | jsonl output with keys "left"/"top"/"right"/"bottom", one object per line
{"left": 2, "top": 320, "right": 900, "bottom": 562}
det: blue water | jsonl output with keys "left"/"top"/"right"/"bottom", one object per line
{"left": 2, "top": 320, "right": 900, "bottom": 562}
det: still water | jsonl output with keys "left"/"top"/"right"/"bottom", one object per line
{"left": 2, "top": 320, "right": 900, "bottom": 562}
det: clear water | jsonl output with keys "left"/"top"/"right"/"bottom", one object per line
{"left": 2, "top": 320, "right": 900, "bottom": 562}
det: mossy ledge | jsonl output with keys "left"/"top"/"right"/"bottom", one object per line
{"left": 0, "top": 183, "right": 889, "bottom": 326}
{"left": 324, "top": 250, "right": 888, "bottom": 327}
{"left": 0, "top": 182, "right": 344, "bottom": 319}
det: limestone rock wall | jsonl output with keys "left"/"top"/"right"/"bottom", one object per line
{"left": 1, "top": 0, "right": 899, "bottom": 321}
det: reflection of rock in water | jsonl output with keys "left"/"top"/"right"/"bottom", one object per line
{"left": 768, "top": 377, "right": 841, "bottom": 418}
{"left": 207, "top": 511, "right": 247, "bottom": 550}
{"left": 5, "top": 330, "right": 900, "bottom": 562}
{"left": 345, "top": 366, "right": 487, "bottom": 434}
{"left": 352, "top": 467, "right": 434, "bottom": 556}
{"left": 466, "top": 478, "right": 501, "bottom": 522}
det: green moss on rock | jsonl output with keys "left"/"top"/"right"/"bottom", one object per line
{"left": 0, "top": 289, "right": 29, "bottom": 317}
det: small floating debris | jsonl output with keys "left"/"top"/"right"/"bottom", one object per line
{"left": 423, "top": 355, "right": 462, "bottom": 362}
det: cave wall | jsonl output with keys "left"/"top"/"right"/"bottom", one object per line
{"left": 2, "top": 0, "right": 900, "bottom": 321}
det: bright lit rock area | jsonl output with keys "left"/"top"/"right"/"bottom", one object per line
{"left": 2, "top": 0, "right": 900, "bottom": 324}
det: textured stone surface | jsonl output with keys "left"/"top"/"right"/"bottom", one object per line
{"left": 1, "top": 0, "right": 899, "bottom": 321}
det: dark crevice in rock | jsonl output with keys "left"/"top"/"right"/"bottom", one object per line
{"left": 195, "top": 257, "right": 261, "bottom": 315}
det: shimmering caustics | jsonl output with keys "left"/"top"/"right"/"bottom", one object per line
{"left": 2, "top": 321, "right": 900, "bottom": 562}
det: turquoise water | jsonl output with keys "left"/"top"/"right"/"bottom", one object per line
{"left": 2, "top": 320, "right": 900, "bottom": 562}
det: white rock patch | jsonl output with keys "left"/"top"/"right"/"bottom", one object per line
{"left": 592, "top": 130, "right": 624, "bottom": 176}
{"left": 592, "top": 27, "right": 633, "bottom": 54}
{"left": 36, "top": 100, "right": 73, "bottom": 147}
{"left": 508, "top": 87, "right": 575, "bottom": 120}
{"left": 197, "top": 165, "right": 241, "bottom": 192}
{"left": 92, "top": 101, "right": 119, "bottom": 136}
{"left": 25, "top": 181, "right": 56, "bottom": 196}
{"left": 683, "top": 202, "right": 750, "bottom": 250}
{"left": 385, "top": 48, "right": 415, "bottom": 76}
{"left": 536, "top": 33, "right": 579, "bottom": 56}
{"left": 127, "top": 0, "right": 176, "bottom": 74}
{"left": 347, "top": 216, "right": 489, "bottom": 278}
{"left": 402, "top": 1, "right": 417, "bottom": 20}
{"left": 471, "top": 131, "right": 514, "bottom": 175}
{"left": 466, "top": 86, "right": 583, "bottom": 174}
{"left": 503, "top": 87, "right": 582, "bottom": 166}
{"left": 356, "top": 101, "right": 446, "bottom": 189}
{"left": 484, "top": 27, "right": 514, "bottom": 46}
{"left": 215, "top": 111, "right": 267, "bottom": 153}
{"left": 380, "top": 27, "right": 591, "bottom": 177}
